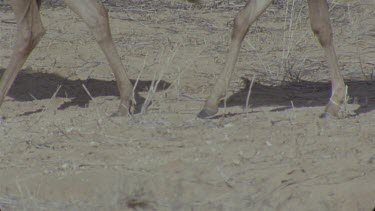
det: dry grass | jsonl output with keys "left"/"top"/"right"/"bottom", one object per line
{"left": 1, "top": 0, "right": 374, "bottom": 210}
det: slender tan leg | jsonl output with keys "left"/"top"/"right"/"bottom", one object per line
{"left": 64, "top": 0, "right": 133, "bottom": 115}
{"left": 0, "top": 0, "right": 45, "bottom": 106}
{"left": 307, "top": 0, "right": 346, "bottom": 117}
{"left": 198, "top": 0, "right": 273, "bottom": 118}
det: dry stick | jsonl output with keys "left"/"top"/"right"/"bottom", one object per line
{"left": 26, "top": 85, "right": 62, "bottom": 133}
{"left": 180, "top": 93, "right": 205, "bottom": 101}
{"left": 52, "top": 122, "right": 72, "bottom": 140}
{"left": 28, "top": 93, "right": 38, "bottom": 101}
{"left": 290, "top": 100, "right": 296, "bottom": 123}
{"left": 281, "top": 0, "right": 290, "bottom": 62}
{"left": 141, "top": 64, "right": 163, "bottom": 114}
{"left": 163, "top": 34, "right": 210, "bottom": 101}
{"left": 141, "top": 70, "right": 158, "bottom": 114}
{"left": 82, "top": 84, "right": 95, "bottom": 101}
{"left": 245, "top": 75, "right": 256, "bottom": 115}
{"left": 244, "top": 40, "right": 271, "bottom": 76}
{"left": 141, "top": 42, "right": 180, "bottom": 114}
{"left": 1, "top": 19, "right": 16, "bottom": 24}
{"left": 140, "top": 47, "right": 165, "bottom": 114}
{"left": 286, "top": 0, "right": 296, "bottom": 59}
{"left": 132, "top": 52, "right": 149, "bottom": 107}
{"left": 82, "top": 84, "right": 104, "bottom": 127}
{"left": 282, "top": 0, "right": 299, "bottom": 80}
{"left": 39, "top": 85, "right": 62, "bottom": 114}
{"left": 283, "top": 0, "right": 311, "bottom": 81}
{"left": 162, "top": 67, "right": 184, "bottom": 100}
{"left": 15, "top": 178, "right": 26, "bottom": 209}
{"left": 48, "top": 85, "right": 62, "bottom": 109}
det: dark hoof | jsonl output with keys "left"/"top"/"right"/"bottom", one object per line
{"left": 319, "top": 112, "right": 330, "bottom": 119}
{"left": 324, "top": 100, "right": 345, "bottom": 119}
{"left": 197, "top": 107, "right": 218, "bottom": 119}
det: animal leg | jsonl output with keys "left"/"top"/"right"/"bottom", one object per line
{"left": 64, "top": 0, "right": 133, "bottom": 115}
{"left": 0, "top": 0, "right": 45, "bottom": 106}
{"left": 198, "top": 0, "right": 273, "bottom": 118}
{"left": 307, "top": 0, "right": 346, "bottom": 117}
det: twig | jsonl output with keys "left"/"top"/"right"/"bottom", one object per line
{"left": 1, "top": 19, "right": 16, "bottom": 24}
{"left": 180, "top": 93, "right": 205, "bottom": 101}
{"left": 245, "top": 75, "right": 256, "bottom": 115}
{"left": 132, "top": 52, "right": 149, "bottom": 106}
{"left": 82, "top": 84, "right": 103, "bottom": 128}
{"left": 141, "top": 42, "right": 180, "bottom": 114}
{"left": 82, "top": 84, "right": 95, "bottom": 101}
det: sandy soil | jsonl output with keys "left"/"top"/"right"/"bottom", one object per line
{"left": 0, "top": 0, "right": 374, "bottom": 210}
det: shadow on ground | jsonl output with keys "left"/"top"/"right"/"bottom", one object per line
{"left": 222, "top": 77, "right": 375, "bottom": 116}
{"left": 0, "top": 68, "right": 171, "bottom": 114}
{"left": 2, "top": 69, "right": 375, "bottom": 116}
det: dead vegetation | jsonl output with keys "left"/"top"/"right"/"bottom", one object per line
{"left": 0, "top": 0, "right": 374, "bottom": 210}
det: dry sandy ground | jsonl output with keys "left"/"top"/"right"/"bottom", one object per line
{"left": 0, "top": 0, "right": 374, "bottom": 210}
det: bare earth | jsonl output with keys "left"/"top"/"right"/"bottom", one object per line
{"left": 0, "top": 0, "right": 374, "bottom": 210}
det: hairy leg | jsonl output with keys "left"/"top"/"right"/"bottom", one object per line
{"left": 0, "top": 0, "right": 45, "bottom": 106}
{"left": 198, "top": 0, "right": 273, "bottom": 118}
{"left": 64, "top": 0, "right": 134, "bottom": 115}
{"left": 307, "top": 0, "right": 346, "bottom": 117}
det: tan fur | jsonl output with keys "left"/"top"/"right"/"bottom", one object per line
{"left": 0, "top": 0, "right": 347, "bottom": 118}
{"left": 198, "top": 0, "right": 346, "bottom": 118}
{"left": 0, "top": 0, "right": 133, "bottom": 115}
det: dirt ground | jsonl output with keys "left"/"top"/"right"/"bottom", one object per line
{"left": 0, "top": 0, "right": 374, "bottom": 210}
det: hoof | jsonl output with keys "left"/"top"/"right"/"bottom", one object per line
{"left": 319, "top": 112, "right": 330, "bottom": 119}
{"left": 111, "top": 101, "right": 131, "bottom": 117}
{"left": 323, "top": 100, "right": 345, "bottom": 119}
{"left": 197, "top": 107, "right": 218, "bottom": 119}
